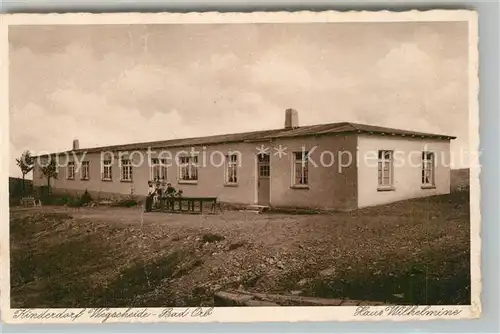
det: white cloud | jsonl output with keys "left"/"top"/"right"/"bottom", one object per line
{"left": 9, "top": 22, "right": 471, "bottom": 176}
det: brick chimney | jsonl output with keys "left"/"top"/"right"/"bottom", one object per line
{"left": 72, "top": 139, "right": 79, "bottom": 150}
{"left": 284, "top": 108, "right": 299, "bottom": 129}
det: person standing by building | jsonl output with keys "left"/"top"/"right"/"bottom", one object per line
{"left": 159, "top": 181, "right": 167, "bottom": 211}
{"left": 166, "top": 183, "right": 176, "bottom": 196}
{"left": 153, "top": 180, "right": 162, "bottom": 209}
{"left": 165, "top": 183, "right": 176, "bottom": 211}
{"left": 145, "top": 181, "right": 155, "bottom": 212}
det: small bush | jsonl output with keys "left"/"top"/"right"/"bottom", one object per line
{"left": 80, "top": 190, "right": 92, "bottom": 206}
{"left": 41, "top": 193, "right": 70, "bottom": 206}
{"left": 55, "top": 195, "right": 71, "bottom": 206}
{"left": 66, "top": 197, "right": 83, "bottom": 208}
{"left": 111, "top": 199, "right": 138, "bottom": 207}
{"left": 40, "top": 191, "right": 93, "bottom": 207}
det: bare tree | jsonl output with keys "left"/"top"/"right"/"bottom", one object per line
{"left": 15, "top": 150, "right": 34, "bottom": 195}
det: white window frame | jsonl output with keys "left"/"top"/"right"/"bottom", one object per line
{"left": 150, "top": 158, "right": 168, "bottom": 182}
{"left": 178, "top": 155, "right": 198, "bottom": 183}
{"left": 422, "top": 151, "right": 435, "bottom": 188}
{"left": 377, "top": 150, "right": 394, "bottom": 190}
{"left": 102, "top": 160, "right": 112, "bottom": 181}
{"left": 67, "top": 161, "right": 75, "bottom": 180}
{"left": 120, "top": 159, "right": 133, "bottom": 182}
{"left": 257, "top": 153, "right": 270, "bottom": 178}
{"left": 225, "top": 153, "right": 238, "bottom": 185}
{"left": 292, "top": 151, "right": 309, "bottom": 187}
{"left": 81, "top": 161, "right": 90, "bottom": 180}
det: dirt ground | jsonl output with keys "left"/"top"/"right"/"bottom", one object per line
{"left": 9, "top": 191, "right": 470, "bottom": 308}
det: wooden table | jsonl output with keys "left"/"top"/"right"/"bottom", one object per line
{"left": 161, "top": 197, "right": 220, "bottom": 214}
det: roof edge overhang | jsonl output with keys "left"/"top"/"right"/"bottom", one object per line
{"left": 355, "top": 130, "right": 456, "bottom": 140}
{"left": 32, "top": 131, "right": 456, "bottom": 159}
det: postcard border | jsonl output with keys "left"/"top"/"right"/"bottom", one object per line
{"left": 0, "top": 9, "right": 480, "bottom": 324}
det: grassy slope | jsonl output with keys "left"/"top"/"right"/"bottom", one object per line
{"left": 10, "top": 191, "right": 470, "bottom": 307}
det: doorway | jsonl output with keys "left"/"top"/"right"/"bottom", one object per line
{"left": 257, "top": 153, "right": 270, "bottom": 205}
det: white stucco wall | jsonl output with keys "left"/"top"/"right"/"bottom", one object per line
{"left": 31, "top": 135, "right": 358, "bottom": 209}
{"left": 269, "top": 134, "right": 358, "bottom": 210}
{"left": 32, "top": 133, "right": 452, "bottom": 209}
{"left": 32, "top": 143, "right": 259, "bottom": 204}
{"left": 357, "top": 134, "right": 452, "bottom": 208}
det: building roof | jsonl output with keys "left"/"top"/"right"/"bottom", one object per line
{"left": 39, "top": 121, "right": 456, "bottom": 157}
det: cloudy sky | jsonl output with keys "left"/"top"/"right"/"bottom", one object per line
{"left": 9, "top": 22, "right": 469, "bottom": 177}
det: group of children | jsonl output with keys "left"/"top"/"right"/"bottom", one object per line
{"left": 145, "top": 180, "right": 184, "bottom": 212}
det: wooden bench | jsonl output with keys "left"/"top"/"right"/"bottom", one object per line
{"left": 160, "top": 197, "right": 221, "bottom": 214}
{"left": 20, "top": 196, "right": 42, "bottom": 208}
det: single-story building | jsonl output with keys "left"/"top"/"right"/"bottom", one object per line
{"left": 32, "top": 109, "right": 455, "bottom": 210}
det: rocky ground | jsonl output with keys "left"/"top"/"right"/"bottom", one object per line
{"left": 10, "top": 191, "right": 470, "bottom": 308}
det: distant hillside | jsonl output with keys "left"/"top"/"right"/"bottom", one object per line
{"left": 451, "top": 169, "right": 469, "bottom": 192}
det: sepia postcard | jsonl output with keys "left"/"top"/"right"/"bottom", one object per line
{"left": 0, "top": 10, "right": 480, "bottom": 324}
